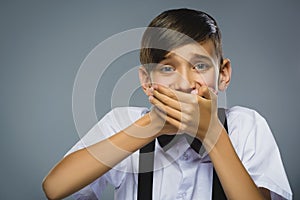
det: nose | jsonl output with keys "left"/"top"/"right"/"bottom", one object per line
{"left": 174, "top": 68, "right": 198, "bottom": 93}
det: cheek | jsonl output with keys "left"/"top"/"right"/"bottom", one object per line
{"left": 197, "top": 71, "right": 218, "bottom": 88}
{"left": 150, "top": 72, "right": 176, "bottom": 87}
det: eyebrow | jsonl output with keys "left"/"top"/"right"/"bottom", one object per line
{"left": 163, "top": 52, "right": 214, "bottom": 64}
{"left": 163, "top": 52, "right": 175, "bottom": 59}
{"left": 190, "top": 54, "right": 214, "bottom": 63}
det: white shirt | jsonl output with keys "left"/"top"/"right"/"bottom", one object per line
{"left": 66, "top": 106, "right": 292, "bottom": 200}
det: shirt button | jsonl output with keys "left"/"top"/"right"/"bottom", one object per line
{"left": 176, "top": 192, "right": 187, "bottom": 199}
{"left": 180, "top": 152, "right": 190, "bottom": 161}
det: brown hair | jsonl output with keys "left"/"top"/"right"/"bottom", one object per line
{"left": 140, "top": 8, "right": 223, "bottom": 72}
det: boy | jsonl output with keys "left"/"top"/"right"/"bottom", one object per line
{"left": 43, "top": 8, "right": 292, "bottom": 199}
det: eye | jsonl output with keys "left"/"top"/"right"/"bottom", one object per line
{"left": 193, "top": 63, "right": 209, "bottom": 71}
{"left": 160, "top": 65, "right": 175, "bottom": 72}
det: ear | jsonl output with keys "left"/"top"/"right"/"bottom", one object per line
{"left": 218, "top": 58, "right": 232, "bottom": 91}
{"left": 138, "top": 66, "right": 151, "bottom": 94}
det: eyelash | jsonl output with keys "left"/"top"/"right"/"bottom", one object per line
{"left": 193, "top": 63, "right": 210, "bottom": 71}
{"left": 159, "top": 63, "right": 210, "bottom": 73}
{"left": 160, "top": 66, "right": 175, "bottom": 72}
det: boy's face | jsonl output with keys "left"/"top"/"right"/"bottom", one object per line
{"left": 140, "top": 39, "right": 231, "bottom": 94}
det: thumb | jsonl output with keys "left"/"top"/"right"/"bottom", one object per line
{"left": 198, "top": 86, "right": 214, "bottom": 100}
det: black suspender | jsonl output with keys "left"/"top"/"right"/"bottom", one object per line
{"left": 212, "top": 108, "right": 227, "bottom": 200}
{"left": 137, "top": 108, "right": 228, "bottom": 200}
{"left": 137, "top": 138, "right": 156, "bottom": 200}
{"left": 212, "top": 168, "right": 226, "bottom": 200}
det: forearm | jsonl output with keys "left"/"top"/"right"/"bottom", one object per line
{"left": 42, "top": 114, "right": 156, "bottom": 200}
{"left": 206, "top": 128, "right": 264, "bottom": 200}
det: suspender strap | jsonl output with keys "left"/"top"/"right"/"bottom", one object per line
{"left": 138, "top": 108, "right": 228, "bottom": 200}
{"left": 212, "top": 169, "right": 227, "bottom": 199}
{"left": 212, "top": 111, "right": 227, "bottom": 199}
{"left": 137, "top": 139, "right": 155, "bottom": 200}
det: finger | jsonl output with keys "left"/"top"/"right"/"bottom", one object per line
{"left": 154, "top": 107, "right": 184, "bottom": 131}
{"left": 152, "top": 108, "right": 181, "bottom": 135}
{"left": 155, "top": 84, "right": 198, "bottom": 103}
{"left": 197, "top": 86, "right": 215, "bottom": 100}
{"left": 152, "top": 89, "right": 182, "bottom": 111}
{"left": 149, "top": 96, "right": 183, "bottom": 121}
{"left": 153, "top": 84, "right": 178, "bottom": 100}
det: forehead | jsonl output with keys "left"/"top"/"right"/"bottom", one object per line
{"left": 164, "top": 40, "right": 218, "bottom": 64}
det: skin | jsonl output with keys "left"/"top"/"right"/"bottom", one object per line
{"left": 142, "top": 40, "right": 271, "bottom": 199}
{"left": 42, "top": 40, "right": 271, "bottom": 200}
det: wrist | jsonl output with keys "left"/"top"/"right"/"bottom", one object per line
{"left": 123, "top": 113, "right": 160, "bottom": 140}
{"left": 201, "top": 119, "right": 224, "bottom": 152}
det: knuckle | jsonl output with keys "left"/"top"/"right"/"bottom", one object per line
{"left": 203, "top": 86, "right": 209, "bottom": 93}
{"left": 185, "top": 106, "right": 194, "bottom": 114}
{"left": 178, "top": 103, "right": 185, "bottom": 111}
{"left": 191, "top": 96, "right": 198, "bottom": 104}
{"left": 171, "top": 91, "right": 178, "bottom": 100}
{"left": 184, "top": 115, "right": 192, "bottom": 122}
{"left": 180, "top": 124, "right": 187, "bottom": 130}
{"left": 163, "top": 97, "right": 171, "bottom": 105}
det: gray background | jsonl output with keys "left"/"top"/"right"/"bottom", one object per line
{"left": 0, "top": 0, "right": 299, "bottom": 199}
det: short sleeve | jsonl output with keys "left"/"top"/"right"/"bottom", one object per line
{"left": 238, "top": 111, "right": 292, "bottom": 200}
